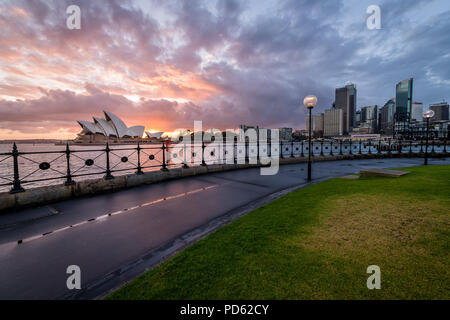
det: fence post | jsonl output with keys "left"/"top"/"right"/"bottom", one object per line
{"left": 444, "top": 138, "right": 447, "bottom": 153}
{"left": 349, "top": 140, "right": 353, "bottom": 155}
{"left": 234, "top": 140, "right": 237, "bottom": 164}
{"left": 320, "top": 141, "right": 324, "bottom": 156}
{"left": 291, "top": 141, "right": 294, "bottom": 158}
{"left": 301, "top": 141, "right": 305, "bottom": 157}
{"left": 339, "top": 140, "right": 343, "bottom": 155}
{"left": 218, "top": 140, "right": 222, "bottom": 165}
{"left": 136, "top": 142, "right": 143, "bottom": 175}
{"left": 388, "top": 138, "right": 392, "bottom": 156}
{"left": 10, "top": 143, "right": 24, "bottom": 194}
{"left": 378, "top": 140, "right": 382, "bottom": 154}
{"left": 409, "top": 140, "right": 412, "bottom": 154}
{"left": 359, "top": 139, "right": 362, "bottom": 155}
{"left": 278, "top": 141, "right": 281, "bottom": 158}
{"left": 104, "top": 142, "right": 114, "bottom": 179}
{"left": 201, "top": 141, "right": 207, "bottom": 166}
{"left": 279, "top": 141, "right": 283, "bottom": 159}
{"left": 161, "top": 142, "right": 169, "bottom": 171}
{"left": 183, "top": 142, "right": 189, "bottom": 168}
{"left": 368, "top": 140, "right": 372, "bottom": 155}
{"left": 257, "top": 138, "right": 260, "bottom": 163}
{"left": 64, "top": 143, "right": 75, "bottom": 186}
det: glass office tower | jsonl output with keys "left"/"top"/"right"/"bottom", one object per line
{"left": 395, "top": 78, "right": 413, "bottom": 138}
{"left": 335, "top": 82, "right": 357, "bottom": 134}
{"left": 380, "top": 98, "right": 395, "bottom": 135}
{"left": 395, "top": 78, "right": 413, "bottom": 122}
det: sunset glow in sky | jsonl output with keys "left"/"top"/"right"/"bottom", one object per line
{"left": 0, "top": 0, "right": 449, "bottom": 139}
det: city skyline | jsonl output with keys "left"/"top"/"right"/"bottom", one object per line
{"left": 1, "top": 0, "right": 450, "bottom": 139}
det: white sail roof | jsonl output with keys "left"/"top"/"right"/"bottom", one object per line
{"left": 104, "top": 111, "right": 128, "bottom": 138}
{"left": 145, "top": 131, "right": 164, "bottom": 139}
{"left": 77, "top": 121, "right": 104, "bottom": 134}
{"left": 77, "top": 111, "right": 145, "bottom": 138}
{"left": 125, "top": 126, "right": 145, "bottom": 138}
{"left": 93, "top": 117, "right": 117, "bottom": 137}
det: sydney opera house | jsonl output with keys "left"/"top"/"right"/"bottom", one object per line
{"left": 75, "top": 111, "right": 152, "bottom": 143}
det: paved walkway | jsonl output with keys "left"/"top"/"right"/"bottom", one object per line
{"left": 0, "top": 157, "right": 448, "bottom": 299}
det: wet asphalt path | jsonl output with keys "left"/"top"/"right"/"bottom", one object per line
{"left": 0, "top": 157, "right": 448, "bottom": 299}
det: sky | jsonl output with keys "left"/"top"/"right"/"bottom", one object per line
{"left": 0, "top": 0, "right": 449, "bottom": 139}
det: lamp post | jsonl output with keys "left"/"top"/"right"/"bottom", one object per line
{"left": 423, "top": 109, "right": 435, "bottom": 165}
{"left": 303, "top": 95, "right": 318, "bottom": 181}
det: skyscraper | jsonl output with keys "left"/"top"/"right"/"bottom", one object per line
{"left": 429, "top": 101, "right": 449, "bottom": 121}
{"left": 324, "top": 108, "right": 344, "bottom": 137}
{"left": 394, "top": 78, "right": 413, "bottom": 138}
{"left": 355, "top": 110, "right": 361, "bottom": 126}
{"left": 361, "top": 105, "right": 378, "bottom": 123}
{"left": 314, "top": 113, "right": 324, "bottom": 137}
{"left": 395, "top": 78, "right": 413, "bottom": 122}
{"left": 361, "top": 105, "right": 378, "bottom": 133}
{"left": 410, "top": 102, "right": 423, "bottom": 122}
{"left": 335, "top": 82, "right": 356, "bottom": 134}
{"left": 305, "top": 114, "right": 312, "bottom": 132}
{"left": 380, "top": 98, "right": 395, "bottom": 135}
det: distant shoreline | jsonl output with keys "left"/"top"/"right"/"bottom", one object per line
{"left": 0, "top": 139, "right": 62, "bottom": 144}
{"left": 55, "top": 141, "right": 163, "bottom": 146}
{"left": 0, "top": 139, "right": 163, "bottom": 145}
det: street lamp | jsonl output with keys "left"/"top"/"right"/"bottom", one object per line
{"left": 423, "top": 109, "right": 435, "bottom": 165}
{"left": 303, "top": 95, "right": 318, "bottom": 181}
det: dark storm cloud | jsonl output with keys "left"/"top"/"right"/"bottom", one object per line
{"left": 0, "top": 0, "right": 449, "bottom": 137}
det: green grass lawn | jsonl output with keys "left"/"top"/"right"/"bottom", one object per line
{"left": 107, "top": 165, "right": 450, "bottom": 300}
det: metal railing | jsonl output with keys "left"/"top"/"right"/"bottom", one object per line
{"left": 0, "top": 138, "right": 448, "bottom": 194}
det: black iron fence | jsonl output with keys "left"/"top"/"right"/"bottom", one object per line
{"left": 0, "top": 138, "right": 448, "bottom": 193}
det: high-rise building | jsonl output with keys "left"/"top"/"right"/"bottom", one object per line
{"left": 410, "top": 102, "right": 423, "bottom": 122}
{"left": 314, "top": 113, "right": 324, "bottom": 137}
{"left": 361, "top": 105, "right": 378, "bottom": 133}
{"left": 429, "top": 101, "right": 449, "bottom": 121}
{"left": 395, "top": 78, "right": 413, "bottom": 123}
{"left": 305, "top": 114, "right": 312, "bottom": 132}
{"left": 306, "top": 113, "right": 323, "bottom": 137}
{"left": 355, "top": 110, "right": 361, "bottom": 126}
{"left": 335, "top": 82, "right": 356, "bottom": 134}
{"left": 324, "top": 108, "right": 344, "bottom": 137}
{"left": 361, "top": 105, "right": 378, "bottom": 122}
{"left": 380, "top": 98, "right": 395, "bottom": 135}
